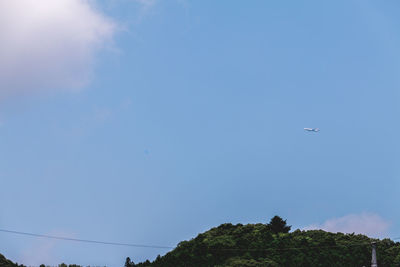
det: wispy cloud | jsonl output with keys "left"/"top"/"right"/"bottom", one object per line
{"left": 131, "top": 0, "right": 157, "bottom": 22}
{"left": 18, "top": 230, "right": 77, "bottom": 266}
{"left": 0, "top": 0, "right": 116, "bottom": 99}
{"left": 304, "top": 213, "right": 390, "bottom": 238}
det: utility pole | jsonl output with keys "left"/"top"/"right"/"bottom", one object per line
{"left": 371, "top": 241, "right": 377, "bottom": 267}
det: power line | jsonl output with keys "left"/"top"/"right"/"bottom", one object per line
{"left": 0, "top": 228, "right": 398, "bottom": 252}
{"left": 0, "top": 229, "right": 174, "bottom": 249}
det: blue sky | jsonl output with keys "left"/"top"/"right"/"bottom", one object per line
{"left": 1, "top": 0, "right": 400, "bottom": 266}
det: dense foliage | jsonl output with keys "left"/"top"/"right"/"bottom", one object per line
{"left": 129, "top": 216, "right": 400, "bottom": 267}
{"left": 2, "top": 216, "right": 400, "bottom": 266}
{"left": 0, "top": 254, "right": 19, "bottom": 267}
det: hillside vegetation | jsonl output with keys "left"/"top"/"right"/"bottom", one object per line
{"left": 127, "top": 216, "right": 400, "bottom": 267}
{"left": 0, "top": 253, "right": 18, "bottom": 267}
{"left": 2, "top": 216, "right": 400, "bottom": 266}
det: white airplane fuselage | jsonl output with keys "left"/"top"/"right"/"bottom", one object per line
{"left": 304, "top": 128, "right": 319, "bottom": 132}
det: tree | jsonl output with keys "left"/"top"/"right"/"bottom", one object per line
{"left": 125, "top": 257, "right": 134, "bottom": 267}
{"left": 267, "top": 216, "right": 291, "bottom": 234}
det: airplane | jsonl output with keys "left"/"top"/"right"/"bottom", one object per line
{"left": 304, "top": 128, "right": 320, "bottom": 132}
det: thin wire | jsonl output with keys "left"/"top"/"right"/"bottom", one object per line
{"left": 0, "top": 228, "right": 398, "bottom": 252}
{"left": 0, "top": 229, "right": 174, "bottom": 249}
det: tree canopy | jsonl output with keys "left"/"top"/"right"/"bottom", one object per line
{"left": 267, "top": 215, "right": 291, "bottom": 234}
{"left": 0, "top": 253, "right": 19, "bottom": 267}
{"left": 129, "top": 216, "right": 400, "bottom": 267}
{"left": 2, "top": 216, "right": 400, "bottom": 267}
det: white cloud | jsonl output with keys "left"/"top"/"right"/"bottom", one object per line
{"left": 19, "top": 238, "right": 57, "bottom": 266}
{"left": 0, "top": 0, "right": 116, "bottom": 98}
{"left": 304, "top": 213, "right": 390, "bottom": 238}
{"left": 18, "top": 230, "right": 78, "bottom": 266}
